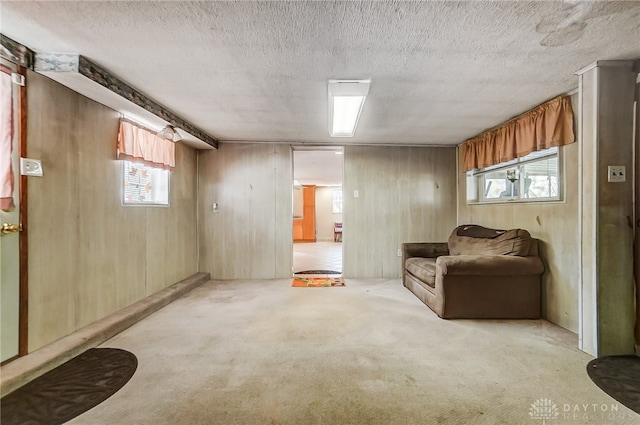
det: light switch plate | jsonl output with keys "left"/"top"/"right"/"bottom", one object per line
{"left": 607, "top": 165, "right": 625, "bottom": 182}
{"left": 20, "top": 158, "right": 43, "bottom": 177}
{"left": 11, "top": 72, "right": 25, "bottom": 86}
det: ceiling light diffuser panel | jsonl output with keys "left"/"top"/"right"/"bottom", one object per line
{"left": 328, "top": 80, "right": 370, "bottom": 137}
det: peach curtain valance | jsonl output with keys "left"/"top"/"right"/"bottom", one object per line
{"left": 117, "top": 119, "right": 175, "bottom": 170}
{"left": 461, "top": 96, "right": 575, "bottom": 172}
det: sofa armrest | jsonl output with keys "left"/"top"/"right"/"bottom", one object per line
{"left": 402, "top": 242, "right": 449, "bottom": 262}
{"left": 436, "top": 255, "right": 544, "bottom": 276}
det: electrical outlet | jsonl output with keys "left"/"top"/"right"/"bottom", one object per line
{"left": 397, "top": 248, "right": 402, "bottom": 257}
{"left": 607, "top": 165, "right": 625, "bottom": 182}
{"left": 20, "top": 158, "right": 43, "bottom": 177}
{"left": 353, "top": 189, "right": 359, "bottom": 198}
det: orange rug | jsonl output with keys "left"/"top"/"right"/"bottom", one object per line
{"left": 292, "top": 277, "right": 345, "bottom": 287}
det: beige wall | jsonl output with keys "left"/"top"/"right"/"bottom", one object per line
{"left": 457, "top": 95, "right": 580, "bottom": 333}
{"left": 343, "top": 146, "right": 457, "bottom": 278}
{"left": 197, "top": 144, "right": 456, "bottom": 279}
{"left": 315, "top": 186, "right": 342, "bottom": 241}
{"left": 198, "top": 143, "right": 293, "bottom": 279}
{"left": 26, "top": 72, "right": 198, "bottom": 351}
{"left": 578, "top": 62, "right": 636, "bottom": 356}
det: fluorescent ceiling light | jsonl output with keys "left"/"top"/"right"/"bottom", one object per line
{"left": 328, "top": 79, "right": 370, "bottom": 137}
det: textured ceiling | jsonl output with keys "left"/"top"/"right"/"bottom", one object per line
{"left": 1, "top": 1, "right": 640, "bottom": 150}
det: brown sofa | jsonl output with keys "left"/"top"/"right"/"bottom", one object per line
{"left": 402, "top": 225, "right": 544, "bottom": 319}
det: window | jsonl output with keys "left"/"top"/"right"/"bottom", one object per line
{"left": 333, "top": 190, "right": 343, "bottom": 213}
{"left": 122, "top": 160, "right": 169, "bottom": 206}
{"left": 467, "top": 147, "right": 560, "bottom": 204}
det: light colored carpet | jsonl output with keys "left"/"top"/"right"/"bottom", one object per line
{"left": 68, "top": 279, "right": 640, "bottom": 425}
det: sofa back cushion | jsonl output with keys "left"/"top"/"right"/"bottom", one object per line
{"left": 448, "top": 225, "right": 532, "bottom": 256}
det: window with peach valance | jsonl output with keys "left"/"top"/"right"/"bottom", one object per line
{"left": 117, "top": 119, "right": 175, "bottom": 170}
{"left": 461, "top": 95, "right": 575, "bottom": 172}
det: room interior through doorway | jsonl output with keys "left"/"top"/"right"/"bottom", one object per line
{"left": 292, "top": 147, "right": 343, "bottom": 275}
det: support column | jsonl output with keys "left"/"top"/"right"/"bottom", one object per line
{"left": 577, "top": 60, "right": 637, "bottom": 357}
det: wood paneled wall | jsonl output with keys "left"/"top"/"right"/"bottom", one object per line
{"left": 197, "top": 144, "right": 455, "bottom": 279}
{"left": 26, "top": 72, "right": 198, "bottom": 351}
{"left": 198, "top": 143, "right": 292, "bottom": 279}
{"left": 457, "top": 94, "right": 580, "bottom": 332}
{"left": 342, "top": 146, "right": 457, "bottom": 278}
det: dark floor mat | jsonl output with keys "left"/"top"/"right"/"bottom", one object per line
{"left": 587, "top": 355, "right": 640, "bottom": 414}
{"left": 295, "top": 270, "right": 342, "bottom": 274}
{"left": 1, "top": 348, "right": 137, "bottom": 425}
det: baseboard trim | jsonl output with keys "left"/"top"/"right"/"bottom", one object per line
{"left": 0, "top": 272, "right": 210, "bottom": 396}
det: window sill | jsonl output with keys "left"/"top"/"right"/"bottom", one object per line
{"left": 467, "top": 197, "right": 564, "bottom": 206}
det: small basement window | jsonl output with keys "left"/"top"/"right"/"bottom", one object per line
{"left": 122, "top": 160, "right": 170, "bottom": 206}
{"left": 467, "top": 147, "right": 561, "bottom": 204}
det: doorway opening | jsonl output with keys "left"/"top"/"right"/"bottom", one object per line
{"left": 292, "top": 147, "right": 343, "bottom": 276}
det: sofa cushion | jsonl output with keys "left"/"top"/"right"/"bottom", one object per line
{"left": 405, "top": 257, "right": 436, "bottom": 288}
{"left": 448, "top": 226, "right": 532, "bottom": 256}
